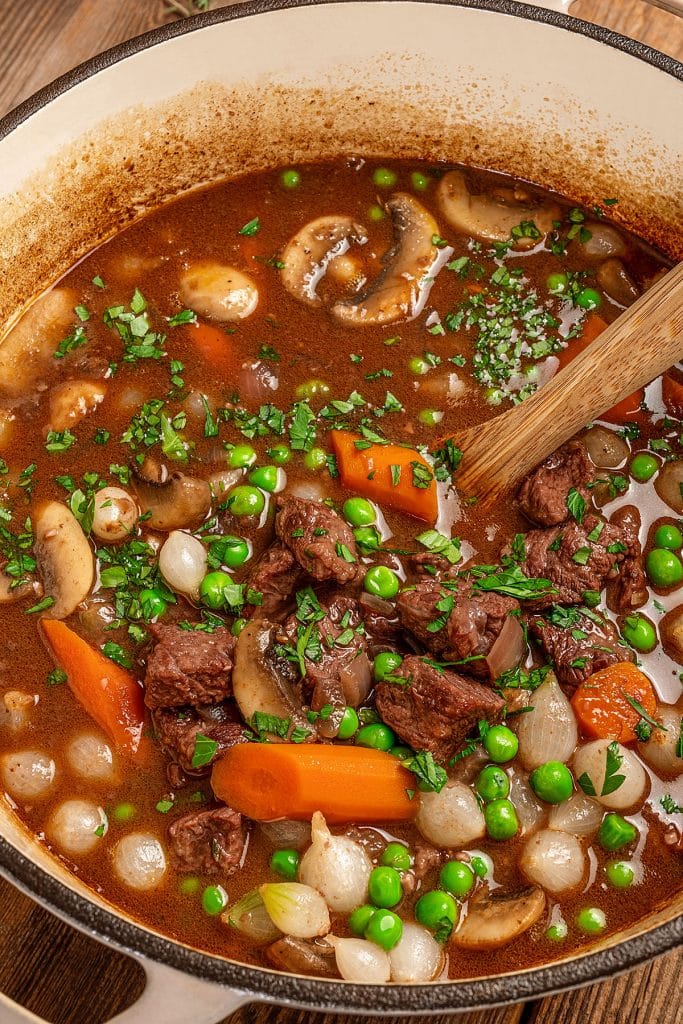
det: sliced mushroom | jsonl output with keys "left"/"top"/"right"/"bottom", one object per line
{"left": 132, "top": 461, "right": 211, "bottom": 532}
{"left": 280, "top": 216, "right": 368, "bottom": 306}
{"left": 232, "top": 620, "right": 313, "bottom": 736}
{"left": 0, "top": 288, "right": 77, "bottom": 396}
{"left": 48, "top": 379, "right": 107, "bottom": 432}
{"left": 34, "top": 500, "right": 94, "bottom": 619}
{"left": 437, "top": 169, "right": 560, "bottom": 247}
{"left": 452, "top": 888, "right": 545, "bottom": 949}
{"left": 332, "top": 194, "right": 449, "bottom": 326}
{"left": 266, "top": 936, "right": 337, "bottom": 977}
{"left": 179, "top": 262, "right": 258, "bottom": 322}
{"left": 596, "top": 258, "right": 640, "bottom": 307}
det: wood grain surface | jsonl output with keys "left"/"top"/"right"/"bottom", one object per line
{"left": 0, "top": 2, "right": 681, "bottom": 1023}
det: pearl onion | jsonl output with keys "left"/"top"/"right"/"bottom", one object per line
{"left": 113, "top": 833, "right": 167, "bottom": 891}
{"left": 92, "top": 487, "right": 138, "bottom": 542}
{"left": 1, "top": 750, "right": 56, "bottom": 801}
{"left": 158, "top": 530, "right": 207, "bottom": 598}
{"left": 48, "top": 799, "right": 107, "bottom": 856}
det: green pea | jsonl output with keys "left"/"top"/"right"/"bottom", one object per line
{"left": 415, "top": 890, "right": 458, "bottom": 932}
{"left": 646, "top": 547, "right": 683, "bottom": 588}
{"left": 475, "top": 765, "right": 510, "bottom": 802}
{"left": 354, "top": 525, "right": 381, "bottom": 553}
{"left": 178, "top": 876, "right": 200, "bottom": 896}
{"left": 199, "top": 571, "right": 233, "bottom": 610}
{"left": 295, "top": 378, "right": 330, "bottom": 400}
{"left": 439, "top": 860, "right": 475, "bottom": 899}
{"left": 418, "top": 408, "right": 443, "bottom": 427}
{"left": 546, "top": 271, "right": 569, "bottom": 295}
{"left": 231, "top": 617, "right": 248, "bottom": 637}
{"left": 469, "top": 854, "right": 490, "bottom": 879}
{"left": 482, "top": 724, "right": 519, "bottom": 763}
{"left": 411, "top": 171, "right": 430, "bottom": 192}
{"left": 303, "top": 447, "right": 327, "bottom": 472}
{"left": 389, "top": 745, "right": 414, "bottom": 761}
{"left": 337, "top": 706, "right": 359, "bottom": 740}
{"left": 226, "top": 485, "right": 265, "bottom": 517}
{"left": 368, "top": 204, "right": 385, "bottom": 222}
{"left": 270, "top": 848, "right": 300, "bottom": 880}
{"left": 621, "top": 613, "right": 656, "bottom": 653}
{"left": 139, "top": 587, "right": 168, "bottom": 620}
{"left": 112, "top": 802, "right": 136, "bottom": 823}
{"left": 202, "top": 884, "right": 227, "bottom": 916}
{"left": 356, "top": 723, "right": 396, "bottom": 752}
{"left": 248, "top": 465, "right": 282, "bottom": 493}
{"left": 226, "top": 443, "right": 256, "bottom": 469}
{"left": 598, "top": 813, "right": 637, "bottom": 852}
{"left": 576, "top": 906, "right": 606, "bottom": 934}
{"left": 529, "top": 761, "right": 574, "bottom": 804}
{"left": 217, "top": 535, "right": 250, "bottom": 569}
{"left": 546, "top": 920, "right": 568, "bottom": 941}
{"left": 349, "top": 904, "right": 377, "bottom": 937}
{"left": 267, "top": 443, "right": 292, "bottom": 465}
{"left": 409, "top": 356, "right": 430, "bottom": 375}
{"left": 629, "top": 452, "right": 658, "bottom": 482}
{"left": 364, "top": 908, "right": 402, "bottom": 950}
{"left": 373, "top": 167, "right": 398, "bottom": 188}
{"left": 606, "top": 860, "right": 635, "bottom": 888}
{"left": 576, "top": 287, "right": 602, "bottom": 310}
{"left": 484, "top": 798, "right": 519, "bottom": 840}
{"left": 368, "top": 866, "right": 403, "bottom": 908}
{"left": 280, "top": 168, "right": 301, "bottom": 189}
{"left": 373, "top": 651, "right": 403, "bottom": 681}
{"left": 381, "top": 842, "right": 412, "bottom": 872}
{"left": 653, "top": 523, "right": 683, "bottom": 550}
{"left": 364, "top": 565, "right": 400, "bottom": 599}
{"left": 343, "top": 497, "right": 376, "bottom": 527}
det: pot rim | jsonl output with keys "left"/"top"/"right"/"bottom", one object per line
{"left": 0, "top": 0, "right": 681, "bottom": 1012}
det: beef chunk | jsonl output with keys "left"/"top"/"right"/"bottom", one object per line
{"left": 507, "top": 514, "right": 628, "bottom": 609}
{"left": 359, "top": 592, "right": 402, "bottom": 649}
{"left": 517, "top": 441, "right": 595, "bottom": 527}
{"left": 152, "top": 703, "right": 244, "bottom": 776}
{"left": 375, "top": 656, "right": 504, "bottom": 763}
{"left": 144, "top": 624, "right": 235, "bottom": 709}
{"left": 275, "top": 496, "right": 360, "bottom": 585}
{"left": 606, "top": 505, "right": 648, "bottom": 612}
{"left": 246, "top": 541, "right": 305, "bottom": 620}
{"left": 410, "top": 551, "right": 460, "bottom": 579}
{"left": 528, "top": 607, "right": 635, "bottom": 689}
{"left": 396, "top": 579, "right": 522, "bottom": 680}
{"left": 168, "top": 806, "right": 245, "bottom": 875}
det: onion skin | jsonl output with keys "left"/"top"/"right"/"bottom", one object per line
{"left": 520, "top": 828, "right": 586, "bottom": 893}
{"left": 636, "top": 704, "right": 683, "bottom": 778}
{"left": 516, "top": 673, "right": 578, "bottom": 771}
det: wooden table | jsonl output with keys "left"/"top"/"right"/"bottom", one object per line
{"left": 0, "top": 2, "right": 681, "bottom": 1022}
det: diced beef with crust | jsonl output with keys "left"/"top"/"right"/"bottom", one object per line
{"left": 358, "top": 592, "right": 402, "bottom": 650}
{"left": 375, "top": 656, "right": 505, "bottom": 763}
{"left": 410, "top": 551, "right": 460, "bottom": 580}
{"left": 246, "top": 541, "right": 305, "bottom": 621}
{"left": 517, "top": 441, "right": 595, "bottom": 527}
{"left": 144, "top": 624, "right": 235, "bottom": 709}
{"left": 528, "top": 607, "right": 635, "bottom": 690}
{"left": 275, "top": 496, "right": 360, "bottom": 585}
{"left": 606, "top": 505, "right": 648, "bottom": 612}
{"left": 152, "top": 703, "right": 245, "bottom": 777}
{"left": 168, "top": 805, "right": 246, "bottom": 875}
{"left": 506, "top": 514, "right": 629, "bottom": 609}
{"left": 396, "top": 578, "right": 523, "bottom": 681}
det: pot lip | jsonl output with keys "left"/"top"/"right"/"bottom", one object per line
{"left": 0, "top": 0, "right": 681, "bottom": 145}
{"left": 0, "top": 0, "right": 681, "bottom": 1010}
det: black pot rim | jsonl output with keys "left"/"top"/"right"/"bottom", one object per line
{"left": 0, "top": 0, "right": 681, "bottom": 1012}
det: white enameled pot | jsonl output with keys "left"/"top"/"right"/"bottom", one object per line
{"left": 0, "top": 2, "right": 681, "bottom": 1021}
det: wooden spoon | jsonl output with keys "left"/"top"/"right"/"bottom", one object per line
{"left": 454, "top": 260, "right": 683, "bottom": 507}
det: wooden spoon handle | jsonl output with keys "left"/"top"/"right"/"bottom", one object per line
{"left": 454, "top": 261, "right": 683, "bottom": 506}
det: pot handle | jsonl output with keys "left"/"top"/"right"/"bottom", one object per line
{"left": 0, "top": 954, "right": 252, "bottom": 1024}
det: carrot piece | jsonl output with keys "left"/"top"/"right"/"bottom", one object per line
{"left": 41, "top": 619, "right": 146, "bottom": 760}
{"left": 662, "top": 372, "right": 683, "bottom": 418}
{"left": 330, "top": 429, "right": 438, "bottom": 524}
{"left": 188, "top": 322, "right": 238, "bottom": 377}
{"left": 211, "top": 743, "right": 416, "bottom": 824}
{"left": 570, "top": 661, "right": 657, "bottom": 745}
{"left": 602, "top": 387, "right": 646, "bottom": 425}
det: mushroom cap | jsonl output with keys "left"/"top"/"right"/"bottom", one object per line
{"left": 34, "top": 500, "right": 94, "bottom": 619}
{"left": 453, "top": 887, "right": 546, "bottom": 949}
{"left": 437, "top": 169, "right": 560, "bottom": 246}
{"left": 232, "top": 620, "right": 313, "bottom": 737}
{"left": 132, "top": 459, "right": 211, "bottom": 532}
{"left": 280, "top": 215, "right": 368, "bottom": 306}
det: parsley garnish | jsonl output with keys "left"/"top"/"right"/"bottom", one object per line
{"left": 191, "top": 734, "right": 218, "bottom": 768}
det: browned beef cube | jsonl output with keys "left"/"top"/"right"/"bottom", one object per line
{"left": 528, "top": 608, "right": 635, "bottom": 690}
{"left": 606, "top": 505, "right": 648, "bottom": 612}
{"left": 246, "top": 541, "right": 305, "bottom": 621}
{"left": 152, "top": 703, "right": 244, "bottom": 776}
{"left": 396, "top": 579, "right": 522, "bottom": 680}
{"left": 168, "top": 806, "right": 245, "bottom": 875}
{"left": 144, "top": 624, "right": 235, "bottom": 709}
{"left": 275, "top": 496, "right": 360, "bottom": 585}
{"left": 375, "top": 656, "right": 504, "bottom": 763}
{"left": 517, "top": 441, "right": 595, "bottom": 527}
{"left": 507, "top": 514, "right": 628, "bottom": 609}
